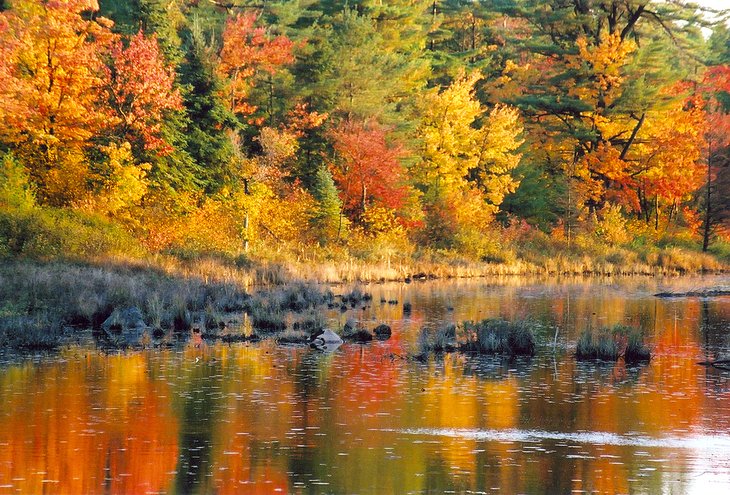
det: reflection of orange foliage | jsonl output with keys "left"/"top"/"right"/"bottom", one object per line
{"left": 0, "top": 354, "right": 178, "bottom": 494}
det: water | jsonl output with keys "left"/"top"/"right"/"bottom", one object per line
{"left": 1, "top": 275, "right": 729, "bottom": 494}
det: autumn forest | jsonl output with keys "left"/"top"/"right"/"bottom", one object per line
{"left": 1, "top": 0, "right": 729, "bottom": 274}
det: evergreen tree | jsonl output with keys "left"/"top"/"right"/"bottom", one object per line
{"left": 178, "top": 22, "right": 238, "bottom": 193}
{"left": 309, "top": 165, "right": 344, "bottom": 244}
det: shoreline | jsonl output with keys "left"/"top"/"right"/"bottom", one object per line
{"left": 0, "top": 256, "right": 727, "bottom": 354}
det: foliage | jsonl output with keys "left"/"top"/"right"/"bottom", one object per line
{"left": 0, "top": 0, "right": 726, "bottom": 270}
{"left": 329, "top": 119, "right": 409, "bottom": 223}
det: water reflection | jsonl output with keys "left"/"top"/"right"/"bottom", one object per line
{"left": 0, "top": 276, "right": 729, "bottom": 494}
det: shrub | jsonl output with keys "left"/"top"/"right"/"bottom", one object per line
{"left": 0, "top": 206, "right": 144, "bottom": 259}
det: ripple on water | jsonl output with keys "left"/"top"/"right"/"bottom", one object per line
{"left": 380, "top": 427, "right": 730, "bottom": 450}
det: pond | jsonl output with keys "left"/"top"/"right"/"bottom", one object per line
{"left": 1, "top": 275, "right": 729, "bottom": 494}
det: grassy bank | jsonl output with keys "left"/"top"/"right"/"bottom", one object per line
{"left": 0, "top": 200, "right": 727, "bottom": 351}
{"left": 1, "top": 201, "right": 728, "bottom": 289}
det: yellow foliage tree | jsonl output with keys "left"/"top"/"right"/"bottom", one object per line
{"left": 471, "top": 104, "right": 524, "bottom": 210}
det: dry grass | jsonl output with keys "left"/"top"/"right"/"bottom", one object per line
{"left": 0, "top": 259, "right": 336, "bottom": 349}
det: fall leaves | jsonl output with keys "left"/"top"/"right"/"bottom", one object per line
{"left": 0, "top": 0, "right": 728, "bottom": 256}
{"left": 0, "top": 0, "right": 178, "bottom": 207}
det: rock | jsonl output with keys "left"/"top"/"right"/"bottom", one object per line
{"left": 101, "top": 307, "right": 148, "bottom": 345}
{"left": 655, "top": 288, "right": 730, "bottom": 298}
{"left": 308, "top": 329, "right": 344, "bottom": 352}
{"left": 373, "top": 324, "right": 392, "bottom": 340}
{"left": 346, "top": 329, "right": 373, "bottom": 343}
{"left": 102, "top": 307, "right": 146, "bottom": 333}
{"left": 308, "top": 328, "right": 344, "bottom": 346}
{"left": 344, "top": 318, "right": 358, "bottom": 332}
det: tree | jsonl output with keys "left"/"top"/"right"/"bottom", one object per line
{"left": 309, "top": 165, "right": 344, "bottom": 244}
{"left": 469, "top": 104, "right": 523, "bottom": 209}
{"left": 294, "top": 7, "right": 425, "bottom": 124}
{"left": 329, "top": 119, "right": 408, "bottom": 223}
{"left": 414, "top": 71, "right": 523, "bottom": 248}
{"left": 218, "top": 11, "right": 295, "bottom": 122}
{"left": 415, "top": 71, "right": 483, "bottom": 192}
{"left": 177, "top": 22, "right": 238, "bottom": 193}
{"left": 698, "top": 65, "right": 730, "bottom": 249}
{"left": 104, "top": 31, "right": 183, "bottom": 154}
{"left": 486, "top": 0, "right": 714, "bottom": 234}
{"left": 0, "top": 0, "right": 116, "bottom": 205}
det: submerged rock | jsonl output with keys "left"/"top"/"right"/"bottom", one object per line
{"left": 100, "top": 307, "right": 148, "bottom": 345}
{"left": 655, "top": 287, "right": 730, "bottom": 298}
{"left": 373, "top": 324, "right": 392, "bottom": 340}
{"left": 345, "top": 329, "right": 373, "bottom": 343}
{"left": 102, "top": 307, "right": 146, "bottom": 333}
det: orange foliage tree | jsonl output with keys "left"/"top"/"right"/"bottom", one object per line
{"left": 0, "top": 0, "right": 115, "bottom": 204}
{"left": 218, "top": 12, "right": 295, "bottom": 121}
{"left": 0, "top": 0, "right": 184, "bottom": 207}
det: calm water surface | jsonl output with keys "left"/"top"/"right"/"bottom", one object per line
{"left": 1, "top": 276, "right": 729, "bottom": 494}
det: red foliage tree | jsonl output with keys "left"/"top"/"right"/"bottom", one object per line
{"left": 328, "top": 119, "right": 408, "bottom": 221}
{"left": 104, "top": 30, "right": 183, "bottom": 154}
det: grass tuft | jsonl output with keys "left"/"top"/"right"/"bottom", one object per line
{"left": 417, "top": 324, "right": 457, "bottom": 355}
{"left": 458, "top": 319, "right": 537, "bottom": 356}
{"left": 0, "top": 316, "right": 63, "bottom": 350}
{"left": 576, "top": 324, "right": 650, "bottom": 362}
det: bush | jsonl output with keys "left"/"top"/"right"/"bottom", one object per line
{"left": 0, "top": 206, "right": 144, "bottom": 259}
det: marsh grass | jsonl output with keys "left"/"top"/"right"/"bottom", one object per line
{"left": 417, "top": 324, "right": 457, "bottom": 356}
{"left": 292, "top": 310, "right": 325, "bottom": 333}
{"left": 0, "top": 260, "right": 331, "bottom": 349}
{"left": 249, "top": 302, "right": 287, "bottom": 333}
{"left": 458, "top": 319, "right": 537, "bottom": 356}
{"left": 341, "top": 286, "right": 372, "bottom": 307}
{"left": 0, "top": 315, "right": 63, "bottom": 350}
{"left": 276, "top": 329, "right": 309, "bottom": 345}
{"left": 576, "top": 324, "right": 650, "bottom": 362}
{"left": 624, "top": 330, "right": 652, "bottom": 363}
{"left": 575, "top": 329, "right": 619, "bottom": 361}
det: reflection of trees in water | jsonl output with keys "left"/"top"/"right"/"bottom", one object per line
{"left": 701, "top": 298, "right": 730, "bottom": 351}
{"left": 173, "top": 361, "right": 224, "bottom": 494}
